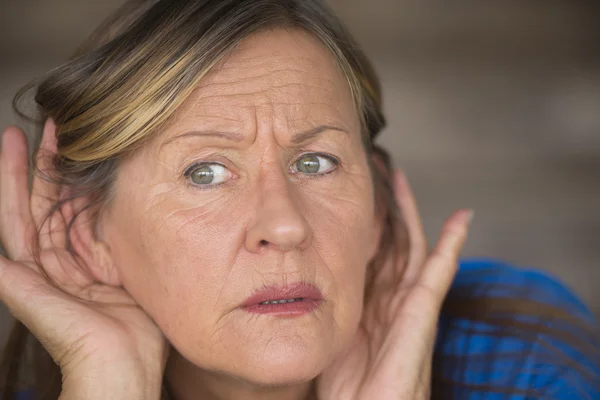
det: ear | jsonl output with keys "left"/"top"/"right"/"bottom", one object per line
{"left": 367, "top": 211, "right": 384, "bottom": 264}
{"left": 367, "top": 153, "right": 390, "bottom": 262}
{"left": 61, "top": 194, "right": 122, "bottom": 286}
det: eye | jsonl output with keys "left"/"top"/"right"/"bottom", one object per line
{"left": 291, "top": 153, "right": 338, "bottom": 175}
{"left": 185, "top": 163, "right": 231, "bottom": 187}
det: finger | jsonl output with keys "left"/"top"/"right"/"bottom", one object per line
{"left": 385, "top": 211, "right": 471, "bottom": 364}
{"left": 0, "top": 254, "right": 70, "bottom": 348}
{"left": 420, "top": 209, "right": 472, "bottom": 302}
{"left": 393, "top": 170, "right": 428, "bottom": 283}
{"left": 371, "top": 212, "right": 470, "bottom": 397}
{"left": 0, "top": 253, "right": 99, "bottom": 363}
{"left": 370, "top": 169, "right": 427, "bottom": 288}
{"left": 0, "top": 127, "right": 34, "bottom": 260}
{"left": 420, "top": 354, "right": 433, "bottom": 398}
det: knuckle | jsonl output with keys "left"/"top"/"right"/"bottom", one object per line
{"left": 412, "top": 282, "right": 441, "bottom": 303}
{"left": 409, "top": 284, "right": 443, "bottom": 314}
{"left": 429, "top": 247, "right": 455, "bottom": 264}
{"left": 0, "top": 154, "right": 23, "bottom": 175}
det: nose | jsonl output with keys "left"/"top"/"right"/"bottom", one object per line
{"left": 245, "top": 173, "right": 312, "bottom": 254}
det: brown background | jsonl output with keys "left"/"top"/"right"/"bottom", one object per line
{"left": 1, "top": 0, "right": 599, "bottom": 345}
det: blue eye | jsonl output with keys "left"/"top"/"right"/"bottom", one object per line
{"left": 185, "top": 163, "right": 231, "bottom": 186}
{"left": 292, "top": 153, "right": 338, "bottom": 175}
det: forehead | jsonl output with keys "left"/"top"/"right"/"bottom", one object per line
{"left": 168, "top": 28, "right": 358, "bottom": 134}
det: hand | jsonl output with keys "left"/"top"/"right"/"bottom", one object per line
{"left": 0, "top": 121, "right": 168, "bottom": 399}
{"left": 316, "top": 170, "right": 472, "bottom": 400}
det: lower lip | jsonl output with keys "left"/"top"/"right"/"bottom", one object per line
{"left": 242, "top": 299, "right": 322, "bottom": 316}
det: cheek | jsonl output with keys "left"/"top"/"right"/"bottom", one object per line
{"left": 306, "top": 168, "right": 377, "bottom": 264}
{"left": 144, "top": 189, "right": 244, "bottom": 319}
{"left": 302, "top": 172, "right": 376, "bottom": 323}
{"left": 106, "top": 182, "right": 245, "bottom": 345}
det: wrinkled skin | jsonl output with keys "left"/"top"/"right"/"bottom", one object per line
{"left": 100, "top": 28, "right": 382, "bottom": 398}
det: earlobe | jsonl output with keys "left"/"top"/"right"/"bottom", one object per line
{"left": 61, "top": 196, "right": 122, "bottom": 287}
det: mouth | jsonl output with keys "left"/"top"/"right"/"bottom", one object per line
{"left": 240, "top": 282, "right": 323, "bottom": 316}
{"left": 242, "top": 298, "right": 322, "bottom": 315}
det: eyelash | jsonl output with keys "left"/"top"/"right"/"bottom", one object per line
{"left": 183, "top": 162, "right": 229, "bottom": 191}
{"left": 289, "top": 152, "right": 339, "bottom": 179}
{"left": 183, "top": 152, "right": 340, "bottom": 190}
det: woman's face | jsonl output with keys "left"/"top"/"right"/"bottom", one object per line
{"left": 101, "top": 28, "right": 382, "bottom": 385}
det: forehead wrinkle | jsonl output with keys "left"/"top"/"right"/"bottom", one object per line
{"left": 214, "top": 51, "right": 326, "bottom": 74}
{"left": 157, "top": 111, "right": 250, "bottom": 155}
{"left": 173, "top": 99, "right": 246, "bottom": 132}
{"left": 217, "top": 54, "right": 319, "bottom": 69}
{"left": 203, "top": 67, "right": 314, "bottom": 86}
{"left": 154, "top": 37, "right": 356, "bottom": 156}
{"left": 196, "top": 55, "right": 339, "bottom": 96}
{"left": 192, "top": 82, "right": 331, "bottom": 106}
{"left": 177, "top": 105, "right": 246, "bottom": 125}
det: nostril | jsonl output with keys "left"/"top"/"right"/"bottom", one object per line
{"left": 259, "top": 240, "right": 268, "bottom": 246}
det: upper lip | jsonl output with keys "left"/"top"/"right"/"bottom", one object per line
{"left": 240, "top": 282, "right": 323, "bottom": 307}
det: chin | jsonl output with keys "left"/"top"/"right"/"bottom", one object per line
{"left": 240, "top": 364, "right": 323, "bottom": 388}
{"left": 236, "top": 340, "right": 328, "bottom": 386}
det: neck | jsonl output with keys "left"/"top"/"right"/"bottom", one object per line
{"left": 165, "top": 351, "right": 318, "bottom": 400}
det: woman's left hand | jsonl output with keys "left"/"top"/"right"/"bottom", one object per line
{"left": 315, "top": 169, "right": 472, "bottom": 400}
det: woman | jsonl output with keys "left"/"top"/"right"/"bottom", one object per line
{"left": 0, "top": 0, "right": 598, "bottom": 399}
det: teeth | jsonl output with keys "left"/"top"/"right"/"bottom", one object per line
{"left": 260, "top": 298, "right": 303, "bottom": 305}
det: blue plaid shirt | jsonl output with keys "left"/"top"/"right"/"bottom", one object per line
{"left": 435, "top": 258, "right": 600, "bottom": 399}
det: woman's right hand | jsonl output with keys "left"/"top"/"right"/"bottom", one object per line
{"left": 0, "top": 120, "right": 168, "bottom": 400}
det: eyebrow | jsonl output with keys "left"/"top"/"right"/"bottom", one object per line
{"left": 160, "top": 124, "right": 348, "bottom": 148}
{"left": 290, "top": 125, "right": 347, "bottom": 144}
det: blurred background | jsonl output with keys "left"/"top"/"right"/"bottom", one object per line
{"left": 0, "top": 0, "right": 599, "bottom": 347}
